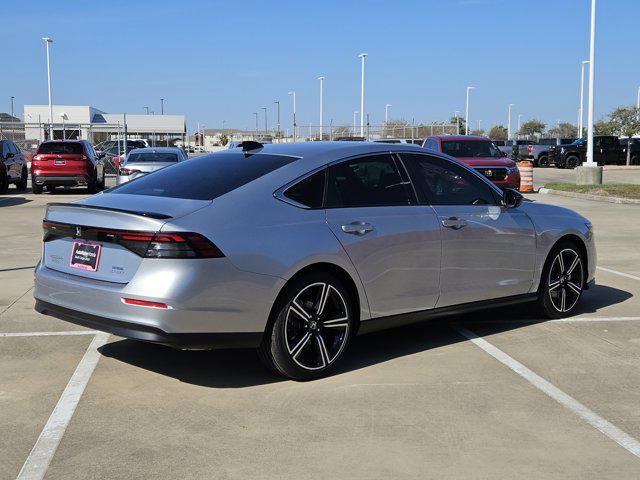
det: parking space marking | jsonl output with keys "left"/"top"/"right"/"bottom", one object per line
{"left": 457, "top": 326, "right": 640, "bottom": 459}
{"left": 597, "top": 266, "right": 640, "bottom": 282}
{"left": 1, "top": 330, "right": 98, "bottom": 338}
{"left": 16, "top": 332, "right": 110, "bottom": 480}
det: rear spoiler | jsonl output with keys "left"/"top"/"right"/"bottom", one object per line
{"left": 46, "top": 202, "right": 173, "bottom": 220}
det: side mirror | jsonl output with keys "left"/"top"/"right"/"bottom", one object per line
{"left": 503, "top": 188, "right": 523, "bottom": 208}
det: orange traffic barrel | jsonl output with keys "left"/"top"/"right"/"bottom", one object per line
{"left": 518, "top": 160, "right": 533, "bottom": 192}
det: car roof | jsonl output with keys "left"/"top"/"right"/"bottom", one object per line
{"left": 428, "top": 135, "right": 490, "bottom": 141}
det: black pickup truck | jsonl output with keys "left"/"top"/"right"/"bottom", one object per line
{"left": 550, "top": 136, "right": 639, "bottom": 169}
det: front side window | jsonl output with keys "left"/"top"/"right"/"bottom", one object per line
{"left": 283, "top": 169, "right": 326, "bottom": 208}
{"left": 325, "top": 154, "right": 412, "bottom": 208}
{"left": 400, "top": 153, "right": 496, "bottom": 206}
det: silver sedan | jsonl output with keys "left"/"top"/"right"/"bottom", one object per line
{"left": 116, "top": 147, "right": 188, "bottom": 185}
{"left": 34, "top": 142, "right": 596, "bottom": 380}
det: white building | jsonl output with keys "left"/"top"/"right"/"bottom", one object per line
{"left": 23, "top": 105, "right": 186, "bottom": 146}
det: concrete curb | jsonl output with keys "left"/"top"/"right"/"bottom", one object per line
{"left": 539, "top": 187, "right": 640, "bottom": 205}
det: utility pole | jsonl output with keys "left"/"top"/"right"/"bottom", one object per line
{"left": 507, "top": 104, "right": 514, "bottom": 140}
{"left": 10, "top": 96, "right": 15, "bottom": 119}
{"left": 465, "top": 86, "right": 475, "bottom": 135}
{"left": 288, "top": 91, "right": 296, "bottom": 141}
{"left": 261, "top": 107, "right": 267, "bottom": 136}
{"left": 385, "top": 104, "right": 392, "bottom": 123}
{"left": 160, "top": 98, "right": 164, "bottom": 115}
{"left": 253, "top": 112, "right": 258, "bottom": 138}
{"left": 318, "top": 76, "right": 325, "bottom": 140}
{"left": 43, "top": 37, "right": 54, "bottom": 139}
{"left": 274, "top": 100, "right": 280, "bottom": 138}
{"left": 579, "top": 60, "right": 589, "bottom": 135}
{"left": 358, "top": 53, "right": 367, "bottom": 136}
{"left": 353, "top": 111, "right": 358, "bottom": 136}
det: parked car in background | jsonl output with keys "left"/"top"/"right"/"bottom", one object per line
{"left": 34, "top": 142, "right": 596, "bottom": 380}
{"left": 525, "top": 138, "right": 576, "bottom": 167}
{"left": 620, "top": 138, "right": 640, "bottom": 165}
{"left": 550, "top": 136, "right": 629, "bottom": 169}
{"left": 0, "top": 139, "right": 28, "bottom": 193}
{"left": 17, "top": 140, "right": 40, "bottom": 171}
{"left": 116, "top": 147, "right": 188, "bottom": 185}
{"left": 95, "top": 139, "right": 148, "bottom": 157}
{"left": 374, "top": 138, "right": 422, "bottom": 145}
{"left": 31, "top": 140, "right": 105, "bottom": 194}
{"left": 495, "top": 139, "right": 531, "bottom": 160}
{"left": 423, "top": 135, "right": 520, "bottom": 190}
{"left": 333, "top": 137, "right": 366, "bottom": 141}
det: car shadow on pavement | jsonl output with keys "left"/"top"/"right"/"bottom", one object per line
{"left": 98, "top": 284, "right": 632, "bottom": 388}
{"left": 0, "top": 197, "right": 31, "bottom": 207}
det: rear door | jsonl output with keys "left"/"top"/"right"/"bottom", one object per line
{"left": 401, "top": 153, "right": 536, "bottom": 307}
{"left": 324, "top": 153, "right": 441, "bottom": 317}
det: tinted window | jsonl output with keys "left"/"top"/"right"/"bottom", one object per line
{"left": 127, "top": 152, "right": 179, "bottom": 163}
{"left": 441, "top": 140, "right": 502, "bottom": 158}
{"left": 284, "top": 169, "right": 326, "bottom": 208}
{"left": 1, "top": 142, "right": 9, "bottom": 157}
{"left": 424, "top": 139, "right": 438, "bottom": 151}
{"left": 38, "top": 142, "right": 84, "bottom": 155}
{"left": 325, "top": 155, "right": 411, "bottom": 208}
{"left": 401, "top": 153, "right": 496, "bottom": 206}
{"left": 9, "top": 142, "right": 20, "bottom": 154}
{"left": 112, "top": 152, "right": 296, "bottom": 200}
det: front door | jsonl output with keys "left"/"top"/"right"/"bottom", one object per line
{"left": 324, "top": 154, "right": 441, "bottom": 317}
{"left": 399, "top": 152, "right": 536, "bottom": 307}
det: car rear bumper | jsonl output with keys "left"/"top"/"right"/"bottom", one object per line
{"left": 34, "top": 299, "right": 262, "bottom": 349}
{"left": 33, "top": 174, "right": 90, "bottom": 186}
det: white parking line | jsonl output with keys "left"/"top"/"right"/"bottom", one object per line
{"left": 597, "top": 266, "right": 640, "bottom": 282}
{"left": 457, "top": 326, "right": 640, "bottom": 459}
{"left": 556, "top": 316, "right": 640, "bottom": 322}
{"left": 1, "top": 330, "right": 99, "bottom": 338}
{"left": 16, "top": 332, "right": 109, "bottom": 480}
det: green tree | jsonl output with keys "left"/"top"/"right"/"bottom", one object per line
{"left": 488, "top": 125, "right": 508, "bottom": 140}
{"left": 546, "top": 122, "right": 578, "bottom": 139}
{"left": 607, "top": 106, "right": 640, "bottom": 165}
{"left": 470, "top": 129, "right": 485, "bottom": 136}
{"left": 518, "top": 119, "right": 546, "bottom": 138}
{"left": 219, "top": 135, "right": 229, "bottom": 146}
{"left": 594, "top": 119, "right": 617, "bottom": 136}
{"left": 449, "top": 116, "right": 466, "bottom": 135}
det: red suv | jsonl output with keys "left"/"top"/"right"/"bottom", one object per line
{"left": 422, "top": 136, "right": 520, "bottom": 190}
{"left": 31, "top": 140, "right": 105, "bottom": 194}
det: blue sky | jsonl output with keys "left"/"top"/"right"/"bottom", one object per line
{"left": 2, "top": 0, "right": 639, "bottom": 133}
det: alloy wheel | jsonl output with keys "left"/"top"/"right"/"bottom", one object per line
{"left": 284, "top": 282, "right": 350, "bottom": 371}
{"left": 548, "top": 248, "right": 583, "bottom": 313}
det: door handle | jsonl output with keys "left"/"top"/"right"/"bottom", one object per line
{"left": 341, "top": 221, "right": 374, "bottom": 235}
{"left": 441, "top": 217, "right": 467, "bottom": 229}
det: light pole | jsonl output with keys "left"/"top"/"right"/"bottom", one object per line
{"left": 288, "top": 91, "right": 296, "bottom": 141}
{"left": 353, "top": 111, "right": 358, "bottom": 136}
{"left": 273, "top": 100, "right": 280, "bottom": 138}
{"left": 507, "top": 104, "right": 514, "bottom": 140}
{"left": 637, "top": 85, "right": 640, "bottom": 109}
{"left": 261, "top": 107, "right": 267, "bottom": 136}
{"left": 253, "top": 112, "right": 258, "bottom": 137}
{"left": 10, "top": 96, "right": 15, "bottom": 120}
{"left": 358, "top": 53, "right": 367, "bottom": 136}
{"left": 43, "top": 37, "right": 54, "bottom": 139}
{"left": 454, "top": 111, "right": 460, "bottom": 134}
{"left": 144, "top": 106, "right": 149, "bottom": 115}
{"left": 579, "top": 60, "right": 589, "bottom": 136}
{"left": 160, "top": 98, "right": 164, "bottom": 115}
{"left": 465, "top": 86, "right": 475, "bottom": 135}
{"left": 478, "top": 120, "right": 482, "bottom": 132}
{"left": 318, "top": 76, "right": 325, "bottom": 140}
{"left": 60, "top": 112, "right": 66, "bottom": 140}
{"left": 385, "top": 104, "right": 392, "bottom": 123}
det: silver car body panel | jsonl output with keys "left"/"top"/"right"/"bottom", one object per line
{"left": 34, "top": 142, "right": 596, "bottom": 343}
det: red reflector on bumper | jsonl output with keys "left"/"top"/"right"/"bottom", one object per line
{"left": 121, "top": 298, "right": 171, "bottom": 309}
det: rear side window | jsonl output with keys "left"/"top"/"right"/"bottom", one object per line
{"left": 38, "top": 143, "right": 84, "bottom": 155}
{"left": 325, "top": 154, "right": 412, "bottom": 208}
{"left": 127, "top": 152, "right": 179, "bottom": 163}
{"left": 401, "top": 153, "right": 496, "bottom": 206}
{"left": 112, "top": 152, "right": 297, "bottom": 200}
{"left": 283, "top": 169, "right": 326, "bottom": 208}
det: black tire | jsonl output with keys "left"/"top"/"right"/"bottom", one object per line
{"left": 565, "top": 155, "right": 580, "bottom": 169}
{"left": 258, "top": 272, "right": 356, "bottom": 380}
{"left": 15, "top": 167, "right": 28, "bottom": 191}
{"left": 32, "top": 183, "right": 43, "bottom": 194}
{"left": 537, "top": 155, "right": 549, "bottom": 168}
{"left": 538, "top": 241, "right": 585, "bottom": 319}
{"left": 87, "top": 176, "right": 97, "bottom": 194}
{"left": 0, "top": 171, "right": 8, "bottom": 194}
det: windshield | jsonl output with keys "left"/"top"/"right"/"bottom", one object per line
{"left": 572, "top": 138, "right": 586, "bottom": 145}
{"left": 111, "top": 152, "right": 297, "bottom": 200}
{"left": 441, "top": 140, "right": 502, "bottom": 158}
{"left": 127, "top": 152, "right": 179, "bottom": 163}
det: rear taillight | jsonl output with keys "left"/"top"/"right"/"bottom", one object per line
{"left": 33, "top": 155, "right": 43, "bottom": 161}
{"left": 42, "top": 221, "right": 224, "bottom": 259}
{"left": 119, "top": 167, "right": 140, "bottom": 176}
{"left": 121, "top": 298, "right": 171, "bottom": 309}
{"left": 527, "top": 145, "right": 533, "bottom": 154}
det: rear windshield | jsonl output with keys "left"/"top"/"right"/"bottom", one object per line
{"left": 441, "top": 140, "right": 503, "bottom": 158}
{"left": 111, "top": 152, "right": 297, "bottom": 200}
{"left": 38, "top": 143, "right": 84, "bottom": 155}
{"left": 127, "top": 152, "right": 179, "bottom": 163}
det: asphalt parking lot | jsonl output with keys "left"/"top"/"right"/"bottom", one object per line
{"left": 2, "top": 169, "right": 640, "bottom": 479}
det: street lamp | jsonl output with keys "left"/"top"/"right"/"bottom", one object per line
{"left": 261, "top": 107, "right": 267, "bottom": 136}
{"left": 273, "top": 100, "right": 280, "bottom": 138}
{"left": 358, "top": 53, "right": 367, "bottom": 136}
{"left": 353, "top": 111, "right": 358, "bottom": 136}
{"left": 42, "top": 37, "right": 53, "bottom": 139}
{"left": 507, "top": 103, "right": 514, "bottom": 140}
{"left": 160, "top": 98, "right": 164, "bottom": 115}
{"left": 465, "top": 86, "right": 475, "bottom": 135}
{"left": 10, "top": 96, "right": 15, "bottom": 120}
{"left": 318, "top": 76, "right": 325, "bottom": 140}
{"left": 579, "top": 60, "right": 589, "bottom": 135}
{"left": 385, "top": 104, "right": 392, "bottom": 123}
{"left": 253, "top": 112, "right": 258, "bottom": 137}
{"left": 288, "top": 91, "right": 296, "bottom": 141}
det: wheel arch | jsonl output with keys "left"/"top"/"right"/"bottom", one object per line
{"left": 547, "top": 234, "right": 589, "bottom": 287}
